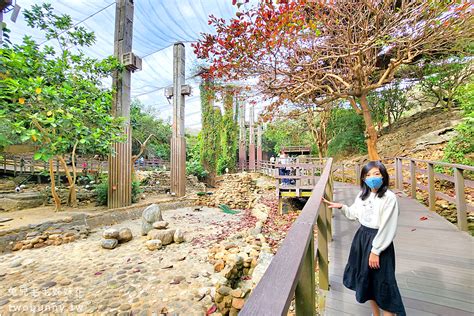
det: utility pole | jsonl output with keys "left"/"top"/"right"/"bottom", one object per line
{"left": 248, "top": 104, "right": 256, "bottom": 171}
{"left": 257, "top": 124, "right": 263, "bottom": 168}
{"left": 108, "top": 0, "right": 141, "bottom": 208}
{"left": 167, "top": 43, "right": 190, "bottom": 197}
{"left": 238, "top": 101, "right": 247, "bottom": 172}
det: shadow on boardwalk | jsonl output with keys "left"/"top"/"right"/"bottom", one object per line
{"left": 326, "top": 182, "right": 474, "bottom": 316}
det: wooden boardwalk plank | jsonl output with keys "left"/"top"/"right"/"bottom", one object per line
{"left": 325, "top": 182, "right": 474, "bottom": 315}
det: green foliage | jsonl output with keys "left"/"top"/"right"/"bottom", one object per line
{"left": 0, "top": 3, "right": 125, "bottom": 162}
{"left": 186, "top": 133, "right": 208, "bottom": 179}
{"left": 95, "top": 182, "right": 108, "bottom": 206}
{"left": 217, "top": 90, "right": 238, "bottom": 174}
{"left": 442, "top": 81, "right": 474, "bottom": 167}
{"left": 200, "top": 82, "right": 222, "bottom": 176}
{"left": 262, "top": 119, "right": 312, "bottom": 156}
{"left": 95, "top": 179, "right": 142, "bottom": 206}
{"left": 327, "top": 107, "right": 367, "bottom": 157}
{"left": 367, "top": 82, "right": 411, "bottom": 129}
{"left": 130, "top": 100, "right": 171, "bottom": 159}
{"left": 417, "top": 58, "right": 473, "bottom": 109}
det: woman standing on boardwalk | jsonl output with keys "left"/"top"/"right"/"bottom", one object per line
{"left": 323, "top": 161, "right": 406, "bottom": 316}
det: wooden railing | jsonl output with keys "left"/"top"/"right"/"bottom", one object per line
{"left": 1, "top": 154, "right": 170, "bottom": 176}
{"left": 333, "top": 158, "right": 473, "bottom": 231}
{"left": 241, "top": 158, "right": 333, "bottom": 315}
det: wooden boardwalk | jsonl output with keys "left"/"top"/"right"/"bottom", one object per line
{"left": 325, "top": 182, "right": 474, "bottom": 316}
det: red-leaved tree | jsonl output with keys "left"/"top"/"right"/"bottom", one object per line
{"left": 194, "top": 0, "right": 473, "bottom": 160}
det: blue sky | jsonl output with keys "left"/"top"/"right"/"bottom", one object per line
{"left": 4, "top": 0, "right": 261, "bottom": 131}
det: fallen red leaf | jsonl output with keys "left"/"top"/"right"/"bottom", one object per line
{"left": 206, "top": 305, "right": 217, "bottom": 315}
{"left": 420, "top": 216, "right": 428, "bottom": 221}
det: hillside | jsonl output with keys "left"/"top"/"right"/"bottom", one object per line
{"left": 350, "top": 106, "right": 464, "bottom": 162}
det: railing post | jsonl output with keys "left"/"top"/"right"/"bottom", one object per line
{"left": 3, "top": 155, "right": 6, "bottom": 173}
{"left": 295, "top": 232, "right": 316, "bottom": 316}
{"left": 427, "top": 163, "right": 436, "bottom": 212}
{"left": 454, "top": 167, "right": 467, "bottom": 231}
{"left": 13, "top": 156, "right": 17, "bottom": 176}
{"left": 410, "top": 160, "right": 417, "bottom": 199}
{"left": 355, "top": 164, "right": 360, "bottom": 186}
{"left": 317, "top": 203, "right": 329, "bottom": 291}
{"left": 395, "top": 158, "right": 404, "bottom": 190}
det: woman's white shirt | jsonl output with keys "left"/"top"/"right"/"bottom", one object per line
{"left": 341, "top": 190, "right": 399, "bottom": 255}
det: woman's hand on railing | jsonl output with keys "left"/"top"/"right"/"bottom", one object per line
{"left": 322, "top": 197, "right": 343, "bottom": 209}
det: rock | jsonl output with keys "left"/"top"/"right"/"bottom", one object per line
{"left": 145, "top": 239, "right": 162, "bottom": 251}
{"left": 141, "top": 204, "right": 163, "bottom": 235}
{"left": 152, "top": 221, "right": 169, "bottom": 229}
{"left": 214, "top": 260, "right": 225, "bottom": 272}
{"left": 217, "top": 286, "right": 232, "bottom": 296}
{"left": 101, "top": 238, "right": 118, "bottom": 249}
{"left": 251, "top": 252, "right": 274, "bottom": 285}
{"left": 0, "top": 192, "right": 45, "bottom": 211}
{"left": 103, "top": 228, "right": 120, "bottom": 239}
{"left": 9, "top": 258, "right": 23, "bottom": 268}
{"left": 147, "top": 229, "right": 176, "bottom": 245}
{"left": 230, "top": 289, "right": 243, "bottom": 298}
{"left": 173, "top": 229, "right": 185, "bottom": 243}
{"left": 41, "top": 281, "right": 57, "bottom": 289}
{"left": 160, "top": 263, "right": 173, "bottom": 269}
{"left": 12, "top": 242, "right": 23, "bottom": 251}
{"left": 232, "top": 298, "right": 245, "bottom": 309}
{"left": 118, "top": 228, "right": 133, "bottom": 243}
{"left": 170, "top": 276, "right": 185, "bottom": 284}
{"left": 119, "top": 304, "right": 131, "bottom": 311}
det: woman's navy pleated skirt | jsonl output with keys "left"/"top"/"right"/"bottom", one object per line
{"left": 343, "top": 225, "right": 406, "bottom": 315}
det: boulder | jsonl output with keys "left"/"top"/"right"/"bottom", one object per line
{"left": 103, "top": 228, "right": 120, "bottom": 239}
{"left": 118, "top": 228, "right": 133, "bottom": 243}
{"left": 145, "top": 239, "right": 162, "bottom": 251}
{"left": 141, "top": 204, "right": 163, "bottom": 235}
{"left": 101, "top": 238, "right": 118, "bottom": 249}
{"left": 173, "top": 229, "right": 184, "bottom": 243}
{"left": 152, "top": 221, "right": 169, "bottom": 229}
{"left": 147, "top": 229, "right": 176, "bottom": 245}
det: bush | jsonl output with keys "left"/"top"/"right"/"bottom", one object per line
{"left": 442, "top": 82, "right": 474, "bottom": 169}
{"left": 95, "top": 179, "right": 142, "bottom": 206}
{"left": 327, "top": 108, "right": 367, "bottom": 157}
{"left": 186, "top": 160, "right": 208, "bottom": 180}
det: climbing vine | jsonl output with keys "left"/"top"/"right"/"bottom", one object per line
{"left": 217, "top": 88, "right": 239, "bottom": 174}
{"left": 200, "top": 81, "right": 222, "bottom": 182}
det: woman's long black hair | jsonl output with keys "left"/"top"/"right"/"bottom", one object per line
{"left": 359, "top": 161, "right": 390, "bottom": 200}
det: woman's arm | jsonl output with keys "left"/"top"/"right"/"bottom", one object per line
{"left": 323, "top": 194, "right": 361, "bottom": 221}
{"left": 371, "top": 194, "right": 399, "bottom": 255}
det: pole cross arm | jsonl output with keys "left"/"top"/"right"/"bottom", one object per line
{"left": 164, "top": 85, "right": 192, "bottom": 99}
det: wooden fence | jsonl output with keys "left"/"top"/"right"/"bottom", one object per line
{"left": 1, "top": 154, "right": 170, "bottom": 176}
{"left": 241, "top": 158, "right": 333, "bottom": 315}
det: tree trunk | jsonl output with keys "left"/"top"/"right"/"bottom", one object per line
{"left": 58, "top": 156, "right": 77, "bottom": 207}
{"left": 49, "top": 159, "right": 62, "bottom": 211}
{"left": 359, "top": 94, "right": 381, "bottom": 161}
{"left": 306, "top": 107, "right": 329, "bottom": 160}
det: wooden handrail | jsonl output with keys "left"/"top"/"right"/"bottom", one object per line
{"left": 241, "top": 158, "right": 333, "bottom": 315}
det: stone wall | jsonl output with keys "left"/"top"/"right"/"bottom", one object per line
{"left": 0, "top": 199, "right": 193, "bottom": 253}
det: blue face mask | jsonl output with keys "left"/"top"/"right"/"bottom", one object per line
{"left": 364, "top": 177, "right": 383, "bottom": 190}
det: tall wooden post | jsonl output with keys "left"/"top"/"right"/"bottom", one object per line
{"left": 170, "top": 43, "right": 187, "bottom": 197}
{"left": 108, "top": 0, "right": 134, "bottom": 209}
{"left": 256, "top": 124, "right": 263, "bottom": 170}
{"left": 238, "top": 101, "right": 247, "bottom": 171}
{"left": 248, "top": 104, "right": 256, "bottom": 171}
